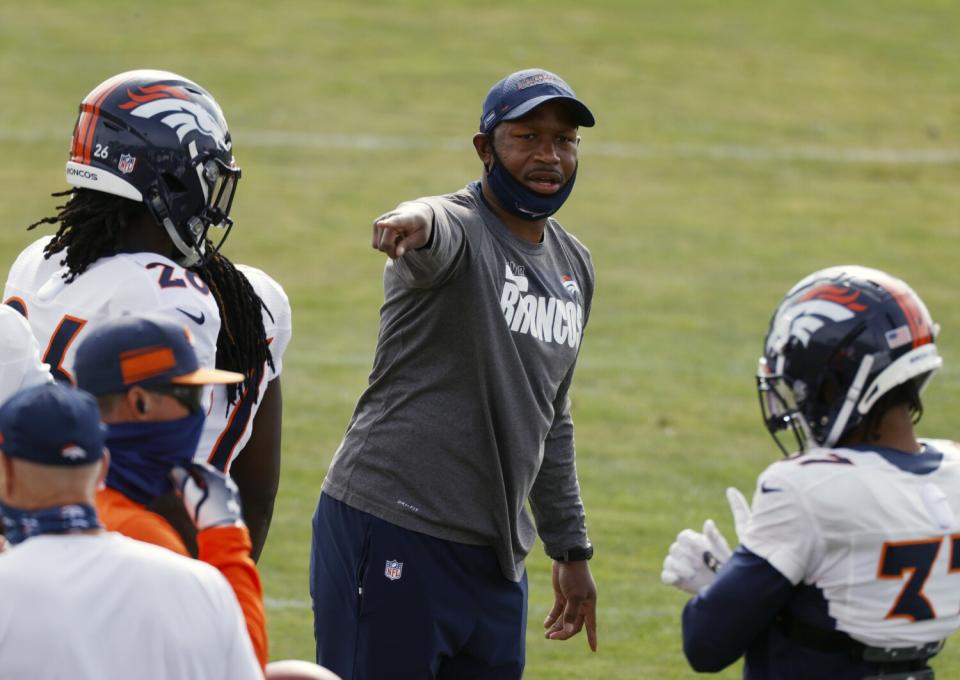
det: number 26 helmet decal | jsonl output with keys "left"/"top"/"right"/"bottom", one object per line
{"left": 757, "top": 265, "right": 942, "bottom": 454}
{"left": 66, "top": 69, "right": 241, "bottom": 267}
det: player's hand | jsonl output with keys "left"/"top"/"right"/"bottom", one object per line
{"left": 0, "top": 534, "right": 7, "bottom": 554}
{"left": 726, "top": 486, "right": 751, "bottom": 542}
{"left": 371, "top": 202, "right": 434, "bottom": 258}
{"left": 543, "top": 559, "right": 598, "bottom": 652}
{"left": 170, "top": 462, "right": 245, "bottom": 531}
{"left": 661, "top": 519, "right": 732, "bottom": 594}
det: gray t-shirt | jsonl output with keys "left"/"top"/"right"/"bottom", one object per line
{"left": 322, "top": 182, "right": 594, "bottom": 581}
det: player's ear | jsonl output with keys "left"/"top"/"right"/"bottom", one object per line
{"left": 124, "top": 387, "right": 150, "bottom": 420}
{"left": 473, "top": 133, "right": 494, "bottom": 172}
{"left": 0, "top": 452, "right": 14, "bottom": 499}
{"left": 95, "top": 450, "right": 110, "bottom": 491}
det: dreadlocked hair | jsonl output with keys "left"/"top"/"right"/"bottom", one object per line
{"left": 27, "top": 188, "right": 138, "bottom": 282}
{"left": 28, "top": 188, "right": 274, "bottom": 406}
{"left": 191, "top": 246, "right": 275, "bottom": 406}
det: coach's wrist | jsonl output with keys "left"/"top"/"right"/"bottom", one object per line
{"left": 549, "top": 543, "right": 593, "bottom": 562}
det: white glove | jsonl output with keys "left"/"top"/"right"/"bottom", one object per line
{"left": 726, "top": 486, "right": 752, "bottom": 542}
{"left": 170, "top": 462, "right": 245, "bottom": 531}
{"left": 661, "top": 519, "right": 733, "bottom": 594}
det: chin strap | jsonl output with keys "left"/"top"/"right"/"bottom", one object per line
{"left": 147, "top": 192, "right": 206, "bottom": 267}
{"left": 824, "top": 354, "right": 875, "bottom": 448}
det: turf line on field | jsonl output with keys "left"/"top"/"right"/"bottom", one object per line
{"left": 3, "top": 129, "right": 959, "bottom": 165}
{"left": 265, "top": 596, "right": 313, "bottom": 610}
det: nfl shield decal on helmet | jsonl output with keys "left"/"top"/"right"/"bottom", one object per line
{"left": 384, "top": 559, "right": 403, "bottom": 581}
{"left": 117, "top": 153, "right": 137, "bottom": 174}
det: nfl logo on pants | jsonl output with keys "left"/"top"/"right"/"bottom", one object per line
{"left": 384, "top": 559, "right": 403, "bottom": 581}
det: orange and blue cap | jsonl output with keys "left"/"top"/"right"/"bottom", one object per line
{"left": 74, "top": 314, "right": 243, "bottom": 396}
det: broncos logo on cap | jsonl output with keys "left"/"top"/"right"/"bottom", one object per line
{"left": 120, "top": 85, "right": 231, "bottom": 153}
{"left": 60, "top": 444, "right": 87, "bottom": 461}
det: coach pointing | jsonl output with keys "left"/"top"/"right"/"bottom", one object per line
{"left": 311, "top": 68, "right": 598, "bottom": 678}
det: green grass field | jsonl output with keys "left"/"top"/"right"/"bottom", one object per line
{"left": 2, "top": 1, "right": 959, "bottom": 677}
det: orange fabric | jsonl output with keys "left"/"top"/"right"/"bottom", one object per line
{"left": 198, "top": 527, "right": 268, "bottom": 669}
{"left": 96, "top": 488, "right": 268, "bottom": 668}
{"left": 96, "top": 488, "right": 189, "bottom": 555}
{"left": 120, "top": 346, "right": 177, "bottom": 385}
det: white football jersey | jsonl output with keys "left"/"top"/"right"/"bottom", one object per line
{"left": 742, "top": 440, "right": 960, "bottom": 648}
{"left": 3, "top": 236, "right": 220, "bottom": 388}
{"left": 196, "top": 264, "right": 291, "bottom": 471}
{"left": 0, "top": 304, "right": 52, "bottom": 403}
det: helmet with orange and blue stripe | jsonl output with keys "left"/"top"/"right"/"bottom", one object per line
{"left": 757, "top": 265, "right": 941, "bottom": 454}
{"left": 66, "top": 69, "right": 240, "bottom": 267}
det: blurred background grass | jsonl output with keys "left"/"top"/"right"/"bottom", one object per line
{"left": 2, "top": 1, "right": 959, "bottom": 677}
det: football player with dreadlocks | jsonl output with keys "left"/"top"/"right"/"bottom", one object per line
{"left": 3, "top": 70, "right": 290, "bottom": 560}
{"left": 662, "top": 266, "right": 960, "bottom": 679}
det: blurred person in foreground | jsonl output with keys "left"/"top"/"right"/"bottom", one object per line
{"left": 0, "top": 305, "right": 53, "bottom": 552}
{"left": 0, "top": 305, "right": 52, "bottom": 551}
{"left": 0, "top": 381, "right": 261, "bottom": 679}
{"left": 74, "top": 314, "right": 268, "bottom": 669}
{"left": 312, "top": 67, "right": 598, "bottom": 679}
{"left": 0, "top": 304, "right": 51, "bottom": 402}
{"left": 662, "top": 266, "right": 960, "bottom": 679}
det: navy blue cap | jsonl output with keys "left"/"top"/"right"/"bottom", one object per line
{"left": 479, "top": 68, "right": 595, "bottom": 134}
{"left": 74, "top": 314, "right": 243, "bottom": 396}
{"left": 0, "top": 382, "right": 106, "bottom": 465}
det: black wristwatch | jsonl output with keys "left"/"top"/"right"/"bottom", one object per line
{"left": 549, "top": 543, "right": 594, "bottom": 562}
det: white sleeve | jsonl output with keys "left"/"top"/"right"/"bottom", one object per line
{"left": 741, "top": 465, "right": 821, "bottom": 585}
{"left": 236, "top": 264, "right": 292, "bottom": 379}
{"left": 207, "top": 572, "right": 263, "bottom": 680}
{"left": 0, "top": 306, "right": 52, "bottom": 403}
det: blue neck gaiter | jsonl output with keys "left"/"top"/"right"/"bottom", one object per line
{"left": 0, "top": 502, "right": 101, "bottom": 545}
{"left": 105, "top": 412, "right": 205, "bottom": 505}
{"left": 485, "top": 152, "right": 578, "bottom": 221}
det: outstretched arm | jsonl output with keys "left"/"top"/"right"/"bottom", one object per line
{"left": 372, "top": 202, "right": 434, "bottom": 259}
{"left": 229, "top": 376, "right": 282, "bottom": 561}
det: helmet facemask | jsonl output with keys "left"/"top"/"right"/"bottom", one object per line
{"left": 148, "top": 154, "right": 241, "bottom": 267}
{"left": 756, "top": 357, "right": 814, "bottom": 456}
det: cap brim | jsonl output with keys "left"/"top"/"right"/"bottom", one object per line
{"left": 502, "top": 95, "right": 595, "bottom": 128}
{"left": 171, "top": 368, "right": 244, "bottom": 385}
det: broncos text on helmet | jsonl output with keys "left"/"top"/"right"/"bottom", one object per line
{"left": 757, "top": 265, "right": 942, "bottom": 455}
{"left": 66, "top": 69, "right": 241, "bottom": 267}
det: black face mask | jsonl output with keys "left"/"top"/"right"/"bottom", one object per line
{"left": 485, "top": 146, "right": 578, "bottom": 222}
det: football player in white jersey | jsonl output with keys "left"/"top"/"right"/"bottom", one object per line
{"left": 4, "top": 70, "right": 283, "bottom": 559}
{"left": 201, "top": 263, "right": 291, "bottom": 558}
{"left": 662, "top": 266, "right": 960, "bottom": 679}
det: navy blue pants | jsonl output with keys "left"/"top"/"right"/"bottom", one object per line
{"left": 310, "top": 493, "right": 528, "bottom": 680}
